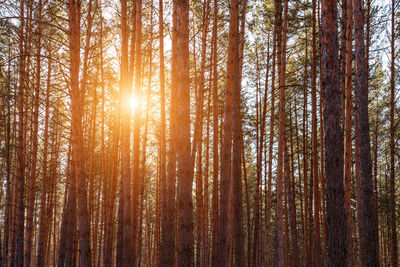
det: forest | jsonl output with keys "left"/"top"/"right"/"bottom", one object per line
{"left": 0, "top": 0, "right": 398, "bottom": 266}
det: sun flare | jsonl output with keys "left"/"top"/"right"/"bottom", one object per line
{"left": 129, "top": 95, "right": 139, "bottom": 113}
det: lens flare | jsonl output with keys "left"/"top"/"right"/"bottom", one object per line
{"left": 129, "top": 96, "right": 139, "bottom": 113}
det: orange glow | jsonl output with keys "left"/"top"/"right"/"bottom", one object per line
{"left": 129, "top": 95, "right": 139, "bottom": 113}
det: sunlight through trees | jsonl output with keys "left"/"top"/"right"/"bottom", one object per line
{"left": 0, "top": 0, "right": 398, "bottom": 266}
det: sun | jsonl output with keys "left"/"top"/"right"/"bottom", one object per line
{"left": 129, "top": 95, "right": 139, "bottom": 113}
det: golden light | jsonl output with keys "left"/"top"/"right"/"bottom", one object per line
{"left": 129, "top": 95, "right": 139, "bottom": 113}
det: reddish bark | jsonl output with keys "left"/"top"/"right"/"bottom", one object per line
{"left": 211, "top": 1, "right": 219, "bottom": 265}
{"left": 176, "top": 0, "right": 194, "bottom": 265}
{"left": 353, "top": 0, "right": 380, "bottom": 263}
{"left": 320, "top": 0, "right": 348, "bottom": 264}
{"left": 217, "top": 0, "right": 239, "bottom": 265}
{"left": 273, "top": 0, "right": 284, "bottom": 264}
{"left": 68, "top": 0, "right": 92, "bottom": 265}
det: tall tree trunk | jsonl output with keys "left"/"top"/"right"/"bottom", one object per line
{"left": 24, "top": 1, "right": 42, "bottom": 265}
{"left": 238, "top": 3, "right": 248, "bottom": 265}
{"left": 253, "top": 46, "right": 262, "bottom": 267}
{"left": 159, "top": 0, "right": 172, "bottom": 265}
{"left": 191, "top": 2, "right": 211, "bottom": 264}
{"left": 15, "top": 1, "right": 26, "bottom": 265}
{"left": 3, "top": 39, "right": 12, "bottom": 266}
{"left": 161, "top": 0, "right": 178, "bottom": 266}
{"left": 217, "top": 0, "right": 239, "bottom": 265}
{"left": 175, "top": 0, "right": 194, "bottom": 265}
{"left": 211, "top": 1, "right": 219, "bottom": 265}
{"left": 106, "top": 108, "right": 120, "bottom": 267}
{"left": 68, "top": 0, "right": 92, "bottom": 266}
{"left": 355, "top": 110, "right": 366, "bottom": 266}
{"left": 100, "top": 2, "right": 118, "bottom": 265}
{"left": 344, "top": 0, "right": 354, "bottom": 263}
{"left": 119, "top": 0, "right": 133, "bottom": 265}
{"left": 203, "top": 74, "right": 212, "bottom": 267}
{"left": 259, "top": 33, "right": 271, "bottom": 267}
{"left": 161, "top": 1, "right": 178, "bottom": 265}
{"left": 132, "top": 1, "right": 143, "bottom": 263}
{"left": 232, "top": 3, "right": 244, "bottom": 264}
{"left": 37, "top": 54, "right": 52, "bottom": 267}
{"left": 389, "top": 0, "right": 397, "bottom": 264}
{"left": 317, "top": 3, "right": 327, "bottom": 261}
{"left": 57, "top": 145, "right": 73, "bottom": 267}
{"left": 273, "top": 0, "right": 284, "bottom": 264}
{"left": 320, "top": 0, "right": 348, "bottom": 264}
{"left": 311, "top": 0, "right": 322, "bottom": 263}
{"left": 302, "top": 27, "right": 309, "bottom": 267}
{"left": 287, "top": 100, "right": 299, "bottom": 267}
{"left": 138, "top": 35, "right": 153, "bottom": 265}
{"left": 265, "top": 27, "right": 276, "bottom": 267}
{"left": 353, "top": 0, "right": 380, "bottom": 264}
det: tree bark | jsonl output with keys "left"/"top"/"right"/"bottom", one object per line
{"left": 217, "top": 0, "right": 239, "bottom": 265}
{"left": 15, "top": 0, "right": 26, "bottom": 265}
{"left": 159, "top": 0, "right": 173, "bottom": 265}
{"left": 211, "top": 1, "right": 219, "bottom": 265}
{"left": 311, "top": 0, "right": 322, "bottom": 263}
{"left": 175, "top": 0, "right": 194, "bottom": 265}
{"left": 344, "top": 0, "right": 354, "bottom": 263}
{"left": 24, "top": 1, "right": 42, "bottom": 265}
{"left": 265, "top": 28, "right": 276, "bottom": 267}
{"left": 119, "top": 0, "right": 133, "bottom": 265}
{"left": 132, "top": 1, "right": 143, "bottom": 263}
{"left": 389, "top": 0, "right": 397, "bottom": 264}
{"left": 68, "top": 0, "right": 92, "bottom": 266}
{"left": 321, "top": 0, "right": 348, "bottom": 264}
{"left": 160, "top": 1, "right": 178, "bottom": 265}
{"left": 232, "top": 2, "right": 244, "bottom": 264}
{"left": 273, "top": 0, "right": 284, "bottom": 264}
{"left": 353, "top": 0, "right": 380, "bottom": 264}
{"left": 355, "top": 110, "right": 366, "bottom": 266}
{"left": 37, "top": 52, "right": 52, "bottom": 267}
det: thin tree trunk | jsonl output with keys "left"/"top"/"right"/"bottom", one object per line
{"left": 161, "top": 1, "right": 178, "bottom": 265}
{"left": 265, "top": 27, "right": 276, "bottom": 267}
{"left": 15, "top": 0, "right": 26, "bottom": 265}
{"left": 303, "top": 27, "right": 309, "bottom": 267}
{"left": 355, "top": 109, "right": 366, "bottom": 266}
{"left": 37, "top": 54, "right": 52, "bottom": 267}
{"left": 288, "top": 100, "right": 299, "bottom": 267}
{"left": 311, "top": 0, "right": 322, "bottom": 263}
{"left": 68, "top": 1, "right": 92, "bottom": 266}
{"left": 389, "top": 0, "right": 397, "bottom": 264}
{"left": 102, "top": 16, "right": 120, "bottom": 267}
{"left": 217, "top": 0, "right": 239, "bottom": 265}
{"left": 192, "top": 2, "right": 211, "bottom": 263}
{"left": 273, "top": 0, "right": 284, "bottom": 263}
{"left": 3, "top": 39, "right": 12, "bottom": 266}
{"left": 138, "top": 45, "right": 153, "bottom": 265}
{"left": 57, "top": 144, "right": 71, "bottom": 267}
{"left": 353, "top": 0, "right": 380, "bottom": 264}
{"left": 119, "top": 0, "right": 133, "bottom": 265}
{"left": 344, "top": 0, "right": 354, "bottom": 263}
{"left": 232, "top": 4, "right": 244, "bottom": 264}
{"left": 317, "top": 3, "right": 327, "bottom": 261}
{"left": 132, "top": 1, "right": 143, "bottom": 263}
{"left": 252, "top": 46, "right": 262, "bottom": 267}
{"left": 24, "top": 1, "right": 42, "bottom": 265}
{"left": 159, "top": 0, "right": 171, "bottom": 264}
{"left": 203, "top": 75, "right": 212, "bottom": 267}
{"left": 211, "top": 1, "right": 219, "bottom": 265}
